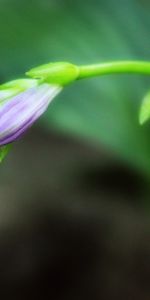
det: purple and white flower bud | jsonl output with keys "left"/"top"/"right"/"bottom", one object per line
{"left": 0, "top": 82, "right": 62, "bottom": 146}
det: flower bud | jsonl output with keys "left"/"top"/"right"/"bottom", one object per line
{"left": 0, "top": 81, "right": 62, "bottom": 146}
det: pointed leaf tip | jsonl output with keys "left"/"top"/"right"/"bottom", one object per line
{"left": 139, "top": 91, "right": 150, "bottom": 125}
{"left": 0, "top": 144, "right": 12, "bottom": 163}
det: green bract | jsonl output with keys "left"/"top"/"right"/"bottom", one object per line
{"left": 0, "top": 79, "right": 38, "bottom": 102}
{"left": 26, "top": 62, "right": 80, "bottom": 86}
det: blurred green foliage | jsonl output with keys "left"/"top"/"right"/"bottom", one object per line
{"left": 0, "top": 0, "right": 150, "bottom": 174}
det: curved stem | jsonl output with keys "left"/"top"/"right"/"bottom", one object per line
{"left": 78, "top": 61, "right": 150, "bottom": 80}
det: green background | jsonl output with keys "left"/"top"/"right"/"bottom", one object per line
{"left": 0, "top": 0, "right": 150, "bottom": 174}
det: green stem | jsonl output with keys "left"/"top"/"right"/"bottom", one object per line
{"left": 78, "top": 61, "right": 150, "bottom": 79}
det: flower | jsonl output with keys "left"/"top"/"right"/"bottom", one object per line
{"left": 0, "top": 80, "right": 62, "bottom": 146}
{"left": 0, "top": 61, "right": 78, "bottom": 149}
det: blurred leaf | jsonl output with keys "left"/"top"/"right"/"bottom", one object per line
{"left": 0, "top": 0, "right": 150, "bottom": 174}
{"left": 139, "top": 91, "right": 150, "bottom": 125}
